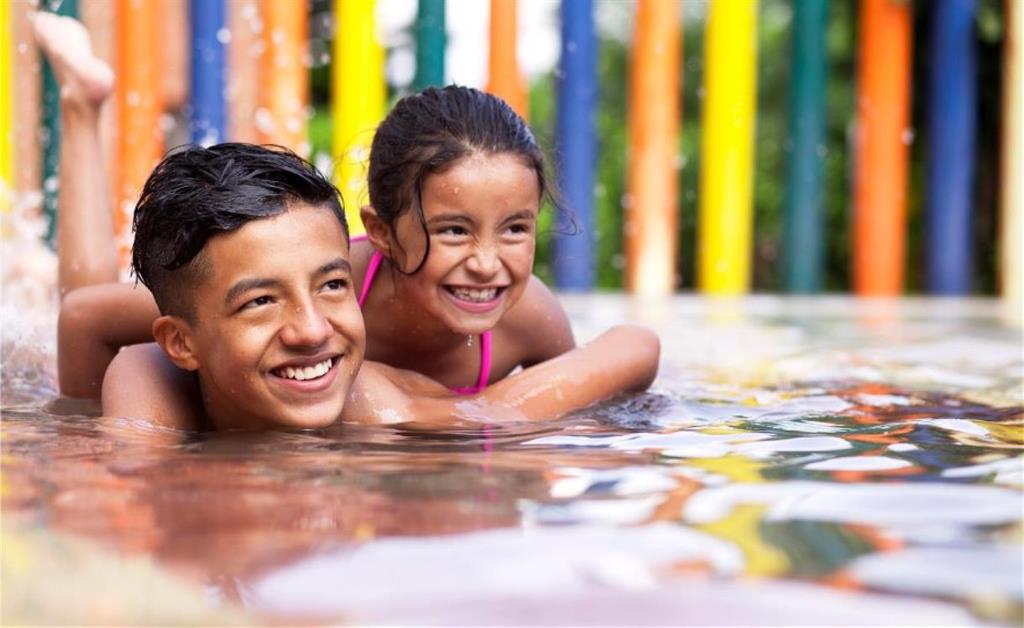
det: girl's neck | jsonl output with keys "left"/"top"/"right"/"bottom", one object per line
{"left": 367, "top": 262, "right": 481, "bottom": 356}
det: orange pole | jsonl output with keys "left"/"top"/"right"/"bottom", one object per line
{"left": 258, "top": 0, "right": 308, "bottom": 154}
{"left": 115, "top": 0, "right": 164, "bottom": 269}
{"left": 228, "top": 0, "right": 261, "bottom": 143}
{"left": 486, "top": 0, "right": 528, "bottom": 119}
{"left": 852, "top": 0, "right": 913, "bottom": 295}
{"left": 624, "top": 0, "right": 680, "bottom": 295}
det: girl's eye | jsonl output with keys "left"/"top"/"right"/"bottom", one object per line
{"left": 507, "top": 223, "right": 532, "bottom": 235}
{"left": 438, "top": 225, "right": 469, "bottom": 236}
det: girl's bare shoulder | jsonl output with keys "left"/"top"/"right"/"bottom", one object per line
{"left": 497, "top": 275, "right": 575, "bottom": 362}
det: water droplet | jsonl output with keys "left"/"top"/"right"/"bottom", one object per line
{"left": 901, "top": 128, "right": 915, "bottom": 145}
{"left": 216, "top": 28, "right": 231, "bottom": 44}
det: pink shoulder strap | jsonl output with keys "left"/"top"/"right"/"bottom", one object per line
{"left": 358, "top": 250, "right": 383, "bottom": 308}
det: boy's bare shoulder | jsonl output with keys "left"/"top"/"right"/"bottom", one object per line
{"left": 102, "top": 343, "right": 203, "bottom": 430}
{"left": 342, "top": 361, "right": 452, "bottom": 425}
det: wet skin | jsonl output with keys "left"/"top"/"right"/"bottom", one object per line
{"left": 153, "top": 203, "right": 365, "bottom": 431}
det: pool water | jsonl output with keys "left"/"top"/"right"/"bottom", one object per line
{"left": 2, "top": 295, "right": 1021, "bottom": 625}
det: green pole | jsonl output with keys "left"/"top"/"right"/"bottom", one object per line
{"left": 782, "top": 0, "right": 828, "bottom": 293}
{"left": 41, "top": 0, "right": 79, "bottom": 247}
{"left": 413, "top": 0, "right": 446, "bottom": 90}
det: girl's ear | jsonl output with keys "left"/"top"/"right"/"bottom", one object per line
{"left": 152, "top": 316, "right": 200, "bottom": 371}
{"left": 359, "top": 205, "right": 393, "bottom": 258}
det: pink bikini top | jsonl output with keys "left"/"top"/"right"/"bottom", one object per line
{"left": 355, "top": 243, "right": 492, "bottom": 395}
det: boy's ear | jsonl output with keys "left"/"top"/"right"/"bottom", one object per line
{"left": 359, "top": 205, "right": 393, "bottom": 258}
{"left": 152, "top": 316, "right": 200, "bottom": 372}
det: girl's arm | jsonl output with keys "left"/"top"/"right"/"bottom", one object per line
{"left": 59, "top": 284, "right": 161, "bottom": 398}
{"left": 355, "top": 325, "right": 659, "bottom": 425}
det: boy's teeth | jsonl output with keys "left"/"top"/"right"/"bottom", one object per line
{"left": 450, "top": 287, "right": 498, "bottom": 302}
{"left": 278, "top": 358, "right": 332, "bottom": 381}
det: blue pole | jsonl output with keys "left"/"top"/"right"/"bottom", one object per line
{"left": 553, "top": 0, "right": 596, "bottom": 290}
{"left": 190, "top": 0, "right": 227, "bottom": 144}
{"left": 926, "top": 0, "right": 977, "bottom": 294}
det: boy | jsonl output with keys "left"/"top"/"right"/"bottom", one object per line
{"left": 100, "top": 143, "right": 659, "bottom": 430}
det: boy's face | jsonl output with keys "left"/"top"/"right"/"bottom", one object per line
{"left": 169, "top": 202, "right": 364, "bottom": 430}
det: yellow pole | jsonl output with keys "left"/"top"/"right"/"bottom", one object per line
{"left": 0, "top": 0, "right": 13, "bottom": 223}
{"left": 698, "top": 0, "right": 758, "bottom": 294}
{"left": 332, "top": 0, "right": 385, "bottom": 237}
{"left": 1002, "top": 0, "right": 1022, "bottom": 322}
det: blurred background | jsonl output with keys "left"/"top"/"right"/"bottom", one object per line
{"left": 2, "top": 0, "right": 1019, "bottom": 299}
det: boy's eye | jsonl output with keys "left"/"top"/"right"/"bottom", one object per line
{"left": 241, "top": 295, "right": 274, "bottom": 310}
{"left": 322, "top": 278, "right": 348, "bottom": 292}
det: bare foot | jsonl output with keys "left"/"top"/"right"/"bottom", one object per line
{"left": 30, "top": 11, "right": 114, "bottom": 108}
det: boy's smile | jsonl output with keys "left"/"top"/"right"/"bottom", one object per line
{"left": 169, "top": 202, "right": 364, "bottom": 430}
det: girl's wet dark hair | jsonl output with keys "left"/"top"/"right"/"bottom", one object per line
{"left": 131, "top": 143, "right": 347, "bottom": 320}
{"left": 368, "top": 85, "right": 559, "bottom": 273}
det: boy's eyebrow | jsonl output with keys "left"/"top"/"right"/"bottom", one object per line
{"left": 224, "top": 277, "right": 282, "bottom": 305}
{"left": 223, "top": 259, "right": 350, "bottom": 305}
{"left": 315, "top": 258, "right": 352, "bottom": 276}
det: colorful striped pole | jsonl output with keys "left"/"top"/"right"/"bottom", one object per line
{"left": 190, "top": 0, "right": 227, "bottom": 145}
{"left": 782, "top": 0, "right": 828, "bottom": 293}
{"left": 852, "top": 0, "right": 912, "bottom": 296}
{"left": 1001, "top": 0, "right": 1022, "bottom": 316}
{"left": 698, "top": 0, "right": 757, "bottom": 294}
{"left": 115, "top": 0, "right": 163, "bottom": 267}
{"left": 625, "top": 0, "right": 680, "bottom": 296}
{"left": 925, "top": 0, "right": 977, "bottom": 294}
{"left": 332, "top": 0, "right": 385, "bottom": 236}
{"left": 41, "top": 0, "right": 78, "bottom": 245}
{"left": 259, "top": 0, "right": 308, "bottom": 154}
{"left": 486, "top": 0, "right": 528, "bottom": 119}
{"left": 553, "top": 0, "right": 596, "bottom": 290}
{"left": 227, "top": 0, "right": 260, "bottom": 143}
{"left": 0, "top": 0, "right": 12, "bottom": 222}
{"left": 414, "top": 0, "right": 446, "bottom": 90}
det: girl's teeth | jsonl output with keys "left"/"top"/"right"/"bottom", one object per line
{"left": 451, "top": 287, "right": 498, "bottom": 302}
{"left": 279, "top": 358, "right": 332, "bottom": 381}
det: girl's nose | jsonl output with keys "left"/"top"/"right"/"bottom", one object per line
{"left": 466, "top": 244, "right": 502, "bottom": 278}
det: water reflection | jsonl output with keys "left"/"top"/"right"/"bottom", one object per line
{"left": 2, "top": 296, "right": 1022, "bottom": 625}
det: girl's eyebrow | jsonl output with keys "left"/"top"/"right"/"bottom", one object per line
{"left": 426, "top": 213, "right": 473, "bottom": 224}
{"left": 501, "top": 210, "right": 537, "bottom": 223}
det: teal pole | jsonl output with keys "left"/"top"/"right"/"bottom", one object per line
{"left": 414, "top": 0, "right": 446, "bottom": 89}
{"left": 782, "top": 0, "right": 828, "bottom": 293}
{"left": 41, "top": 0, "right": 79, "bottom": 246}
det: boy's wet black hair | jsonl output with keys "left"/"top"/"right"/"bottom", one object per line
{"left": 368, "top": 85, "right": 565, "bottom": 274}
{"left": 131, "top": 143, "right": 348, "bottom": 321}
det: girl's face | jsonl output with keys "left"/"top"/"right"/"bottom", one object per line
{"left": 390, "top": 152, "right": 541, "bottom": 337}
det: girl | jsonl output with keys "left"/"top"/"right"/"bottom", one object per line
{"left": 42, "top": 15, "right": 575, "bottom": 399}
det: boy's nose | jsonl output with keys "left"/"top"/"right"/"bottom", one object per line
{"left": 280, "top": 302, "right": 332, "bottom": 348}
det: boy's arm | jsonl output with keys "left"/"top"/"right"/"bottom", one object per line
{"left": 101, "top": 343, "right": 203, "bottom": 430}
{"left": 58, "top": 283, "right": 160, "bottom": 398}
{"left": 352, "top": 325, "right": 659, "bottom": 426}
